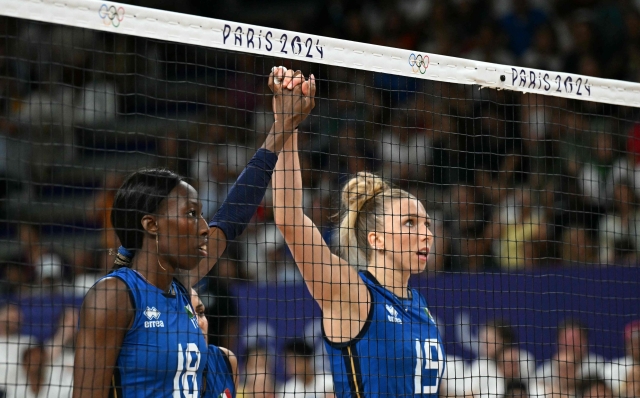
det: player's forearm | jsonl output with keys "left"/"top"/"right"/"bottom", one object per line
{"left": 273, "top": 134, "right": 303, "bottom": 227}
{"left": 209, "top": 147, "right": 278, "bottom": 246}
{"left": 261, "top": 120, "right": 296, "bottom": 154}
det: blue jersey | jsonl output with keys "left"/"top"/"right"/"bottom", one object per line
{"left": 324, "top": 271, "right": 445, "bottom": 398}
{"left": 203, "top": 345, "right": 235, "bottom": 398}
{"left": 100, "top": 267, "right": 208, "bottom": 398}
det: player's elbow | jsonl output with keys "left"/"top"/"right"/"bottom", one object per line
{"left": 275, "top": 223, "right": 297, "bottom": 245}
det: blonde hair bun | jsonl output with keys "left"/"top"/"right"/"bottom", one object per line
{"left": 341, "top": 171, "right": 388, "bottom": 214}
{"left": 337, "top": 171, "right": 416, "bottom": 268}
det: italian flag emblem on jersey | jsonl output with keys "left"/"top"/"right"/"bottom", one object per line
{"left": 218, "top": 388, "right": 232, "bottom": 398}
{"left": 424, "top": 307, "right": 434, "bottom": 322}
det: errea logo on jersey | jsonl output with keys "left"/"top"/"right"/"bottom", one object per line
{"left": 386, "top": 304, "right": 402, "bottom": 324}
{"left": 144, "top": 306, "right": 165, "bottom": 328}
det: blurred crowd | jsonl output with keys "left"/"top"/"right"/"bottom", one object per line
{"left": 1, "top": 298, "right": 640, "bottom": 398}
{"left": 0, "top": 0, "right": 639, "bottom": 287}
{"left": 438, "top": 318, "right": 640, "bottom": 398}
{"left": 1, "top": 0, "right": 640, "bottom": 396}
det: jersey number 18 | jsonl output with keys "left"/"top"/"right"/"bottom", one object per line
{"left": 173, "top": 343, "right": 201, "bottom": 398}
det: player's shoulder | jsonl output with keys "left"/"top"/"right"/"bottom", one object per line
{"left": 88, "top": 270, "right": 130, "bottom": 296}
{"left": 215, "top": 346, "right": 237, "bottom": 374}
{"left": 83, "top": 269, "right": 137, "bottom": 312}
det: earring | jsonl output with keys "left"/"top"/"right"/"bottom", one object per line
{"left": 156, "top": 232, "right": 166, "bottom": 271}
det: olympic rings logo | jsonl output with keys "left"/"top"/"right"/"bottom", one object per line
{"left": 409, "top": 53, "right": 429, "bottom": 74}
{"left": 99, "top": 4, "right": 125, "bottom": 28}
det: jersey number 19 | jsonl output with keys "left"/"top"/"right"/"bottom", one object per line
{"left": 414, "top": 339, "right": 443, "bottom": 395}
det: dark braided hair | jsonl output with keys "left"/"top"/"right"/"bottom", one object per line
{"left": 111, "top": 169, "right": 183, "bottom": 268}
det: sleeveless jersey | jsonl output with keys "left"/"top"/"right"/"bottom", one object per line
{"left": 99, "top": 267, "right": 208, "bottom": 398}
{"left": 324, "top": 271, "right": 445, "bottom": 398}
{"left": 203, "top": 345, "right": 235, "bottom": 398}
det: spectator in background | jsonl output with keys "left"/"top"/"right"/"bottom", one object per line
{"left": 446, "top": 185, "right": 495, "bottom": 272}
{"left": 192, "top": 143, "right": 250, "bottom": 220}
{"left": 598, "top": 180, "right": 640, "bottom": 265}
{"left": 2, "top": 307, "right": 76, "bottom": 398}
{"left": 462, "top": 22, "right": 514, "bottom": 65}
{"left": 623, "top": 7, "right": 640, "bottom": 82}
{"left": 469, "top": 320, "right": 536, "bottom": 398}
{"left": 377, "top": 110, "right": 431, "bottom": 181}
{"left": 67, "top": 246, "right": 106, "bottom": 298}
{"left": 458, "top": 233, "right": 495, "bottom": 272}
{"left": 503, "top": 379, "right": 530, "bottom": 398}
{"left": 240, "top": 344, "right": 277, "bottom": 398}
{"left": 469, "top": 319, "right": 515, "bottom": 398}
{"left": 496, "top": 346, "right": 540, "bottom": 397}
{"left": 0, "top": 303, "right": 35, "bottom": 394}
{"left": 427, "top": 212, "right": 451, "bottom": 273}
{"left": 31, "top": 252, "right": 66, "bottom": 295}
{"left": 491, "top": 187, "right": 547, "bottom": 270}
{"left": 85, "top": 172, "right": 124, "bottom": 251}
{"left": 8, "top": 223, "right": 73, "bottom": 295}
{"left": 604, "top": 320, "right": 640, "bottom": 397}
{"left": 622, "top": 364, "right": 640, "bottom": 398}
{"left": 448, "top": 185, "right": 487, "bottom": 240}
{"left": 627, "top": 122, "right": 640, "bottom": 170}
{"left": 0, "top": 261, "right": 31, "bottom": 297}
{"left": 239, "top": 221, "right": 295, "bottom": 283}
{"left": 536, "top": 319, "right": 605, "bottom": 387}
{"left": 578, "top": 377, "right": 614, "bottom": 398}
{"left": 477, "top": 320, "right": 517, "bottom": 364}
{"left": 541, "top": 350, "right": 579, "bottom": 398}
{"left": 440, "top": 353, "right": 471, "bottom": 398}
{"left": 335, "top": 123, "right": 379, "bottom": 182}
{"left": 521, "top": 23, "right": 562, "bottom": 71}
{"left": 499, "top": 0, "right": 547, "bottom": 58}
{"left": 10, "top": 345, "right": 55, "bottom": 398}
{"left": 560, "top": 225, "right": 598, "bottom": 265}
{"left": 278, "top": 338, "right": 334, "bottom": 398}
{"left": 563, "top": 10, "right": 600, "bottom": 76}
{"left": 577, "top": 132, "right": 621, "bottom": 212}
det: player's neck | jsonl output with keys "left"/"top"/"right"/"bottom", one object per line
{"left": 131, "top": 242, "right": 175, "bottom": 292}
{"left": 368, "top": 260, "right": 410, "bottom": 299}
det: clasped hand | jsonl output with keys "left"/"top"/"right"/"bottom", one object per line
{"left": 268, "top": 66, "right": 316, "bottom": 132}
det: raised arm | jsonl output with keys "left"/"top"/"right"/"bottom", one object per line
{"left": 272, "top": 131, "right": 370, "bottom": 342}
{"left": 73, "top": 278, "right": 133, "bottom": 398}
{"left": 178, "top": 67, "right": 313, "bottom": 288}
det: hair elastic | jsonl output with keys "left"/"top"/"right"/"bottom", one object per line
{"left": 117, "top": 246, "right": 133, "bottom": 259}
{"left": 113, "top": 245, "right": 134, "bottom": 268}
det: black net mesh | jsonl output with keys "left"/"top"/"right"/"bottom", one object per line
{"left": 0, "top": 14, "right": 639, "bottom": 398}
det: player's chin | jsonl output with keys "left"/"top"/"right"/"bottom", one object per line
{"left": 411, "top": 257, "right": 429, "bottom": 274}
{"left": 179, "top": 253, "right": 204, "bottom": 270}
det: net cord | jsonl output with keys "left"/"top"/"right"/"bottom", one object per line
{"left": 3, "top": 0, "right": 640, "bottom": 107}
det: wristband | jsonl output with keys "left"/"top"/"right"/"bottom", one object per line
{"left": 209, "top": 148, "right": 278, "bottom": 241}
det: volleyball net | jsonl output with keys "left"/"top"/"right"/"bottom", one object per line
{"left": 1, "top": 0, "right": 640, "bottom": 397}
